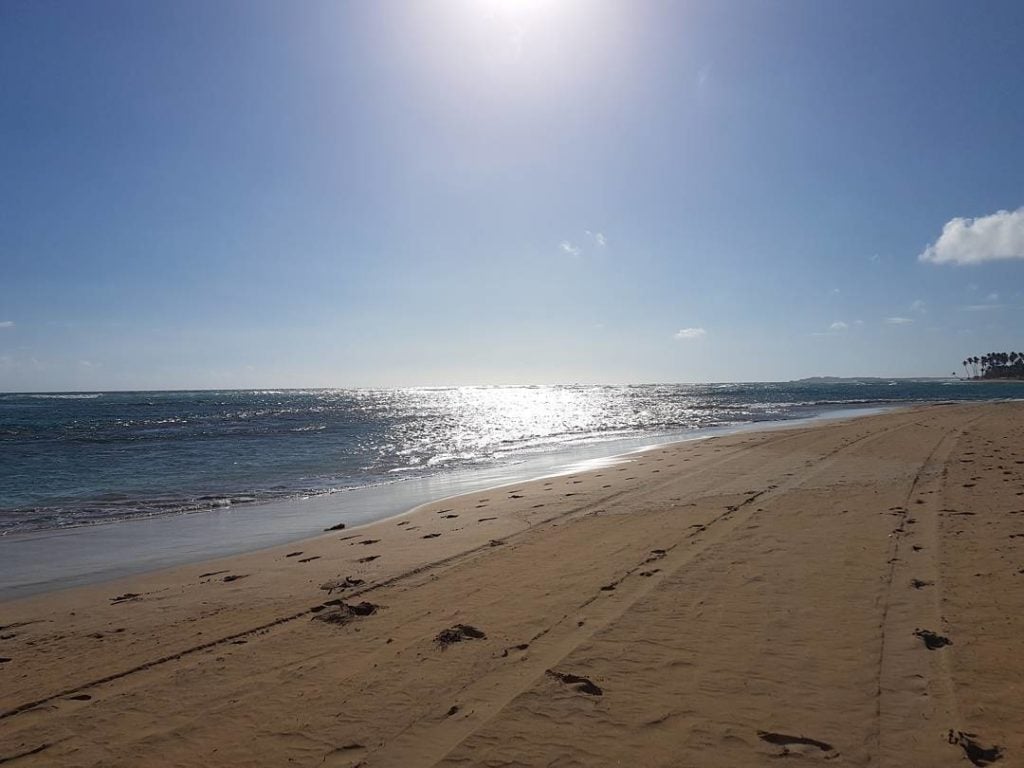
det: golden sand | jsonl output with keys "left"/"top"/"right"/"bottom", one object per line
{"left": 1, "top": 403, "right": 1022, "bottom": 766}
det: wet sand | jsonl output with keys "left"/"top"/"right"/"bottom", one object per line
{"left": 1, "top": 402, "right": 1021, "bottom": 766}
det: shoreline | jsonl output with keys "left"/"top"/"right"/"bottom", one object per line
{"left": 1, "top": 402, "right": 1021, "bottom": 766}
{"left": 0, "top": 403, "right": 895, "bottom": 600}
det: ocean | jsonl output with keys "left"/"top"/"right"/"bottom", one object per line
{"left": 3, "top": 380, "right": 1021, "bottom": 536}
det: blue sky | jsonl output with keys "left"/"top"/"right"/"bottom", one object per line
{"left": 2, "top": 0, "right": 1023, "bottom": 390}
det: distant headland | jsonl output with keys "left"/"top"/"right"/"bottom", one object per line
{"left": 794, "top": 376, "right": 954, "bottom": 384}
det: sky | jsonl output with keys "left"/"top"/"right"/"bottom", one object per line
{"left": 2, "top": 0, "right": 1023, "bottom": 391}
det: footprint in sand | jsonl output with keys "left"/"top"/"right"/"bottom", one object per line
{"left": 546, "top": 669, "right": 603, "bottom": 696}
{"left": 947, "top": 730, "right": 1003, "bottom": 766}
{"left": 758, "top": 731, "right": 836, "bottom": 757}
{"left": 435, "top": 624, "right": 486, "bottom": 647}
{"left": 322, "top": 743, "right": 365, "bottom": 761}
{"left": 313, "top": 601, "right": 381, "bottom": 625}
{"left": 319, "top": 576, "right": 364, "bottom": 593}
{"left": 501, "top": 643, "right": 530, "bottom": 657}
{"left": 914, "top": 628, "right": 952, "bottom": 649}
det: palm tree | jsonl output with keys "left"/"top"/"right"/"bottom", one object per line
{"left": 962, "top": 351, "right": 1024, "bottom": 379}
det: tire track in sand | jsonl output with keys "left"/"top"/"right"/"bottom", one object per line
{"left": 351, "top": 414, "right": 929, "bottom": 767}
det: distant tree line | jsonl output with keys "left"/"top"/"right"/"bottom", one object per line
{"left": 961, "top": 352, "right": 1024, "bottom": 379}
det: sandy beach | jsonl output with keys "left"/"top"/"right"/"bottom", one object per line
{"left": 1, "top": 402, "right": 1021, "bottom": 767}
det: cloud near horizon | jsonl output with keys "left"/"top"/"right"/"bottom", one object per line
{"left": 884, "top": 316, "right": 914, "bottom": 325}
{"left": 674, "top": 327, "right": 706, "bottom": 340}
{"left": 559, "top": 240, "right": 581, "bottom": 257}
{"left": 919, "top": 207, "right": 1024, "bottom": 265}
{"left": 0, "top": 321, "right": 14, "bottom": 329}
{"left": 829, "top": 321, "right": 848, "bottom": 331}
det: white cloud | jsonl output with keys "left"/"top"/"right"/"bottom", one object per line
{"left": 919, "top": 207, "right": 1024, "bottom": 265}
{"left": 884, "top": 316, "right": 914, "bottom": 325}
{"left": 584, "top": 230, "right": 607, "bottom": 247}
{"left": 559, "top": 240, "right": 581, "bottom": 257}
{"left": 811, "top": 320, "right": 851, "bottom": 336}
{"left": 0, "top": 321, "right": 13, "bottom": 329}
{"left": 910, "top": 299, "right": 926, "bottom": 314}
{"left": 960, "top": 303, "right": 1005, "bottom": 312}
{"left": 958, "top": 290, "right": 1003, "bottom": 311}
{"left": 696, "top": 65, "right": 711, "bottom": 91}
{"left": 674, "top": 327, "right": 706, "bottom": 340}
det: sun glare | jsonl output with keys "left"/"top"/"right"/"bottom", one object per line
{"left": 473, "top": 0, "right": 567, "bottom": 23}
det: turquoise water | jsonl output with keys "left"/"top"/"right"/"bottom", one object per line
{"left": 2, "top": 380, "right": 1021, "bottom": 535}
